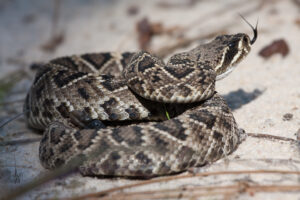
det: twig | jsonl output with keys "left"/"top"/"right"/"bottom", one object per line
{"left": 0, "top": 113, "right": 24, "bottom": 129}
{"left": 99, "top": 183, "right": 300, "bottom": 200}
{"left": 0, "top": 164, "right": 40, "bottom": 170}
{"left": 0, "top": 137, "right": 41, "bottom": 146}
{"left": 65, "top": 170, "right": 300, "bottom": 200}
{"left": 247, "top": 132, "right": 297, "bottom": 143}
{"left": 100, "top": 184, "right": 239, "bottom": 200}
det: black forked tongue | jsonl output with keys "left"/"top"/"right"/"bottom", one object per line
{"left": 239, "top": 14, "right": 258, "bottom": 45}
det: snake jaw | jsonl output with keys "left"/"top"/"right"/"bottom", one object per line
{"left": 216, "top": 66, "right": 236, "bottom": 80}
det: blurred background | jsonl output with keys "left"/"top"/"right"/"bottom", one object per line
{"left": 0, "top": 0, "right": 297, "bottom": 75}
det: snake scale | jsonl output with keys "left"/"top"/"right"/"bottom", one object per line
{"left": 24, "top": 23, "right": 257, "bottom": 177}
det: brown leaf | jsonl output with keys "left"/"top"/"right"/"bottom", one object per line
{"left": 40, "top": 33, "right": 65, "bottom": 52}
{"left": 136, "top": 17, "right": 163, "bottom": 51}
{"left": 259, "top": 39, "right": 289, "bottom": 59}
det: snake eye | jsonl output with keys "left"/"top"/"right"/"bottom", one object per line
{"left": 243, "top": 36, "right": 249, "bottom": 44}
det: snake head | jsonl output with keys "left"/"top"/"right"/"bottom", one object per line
{"left": 213, "top": 33, "right": 254, "bottom": 80}
{"left": 193, "top": 17, "right": 258, "bottom": 81}
{"left": 215, "top": 17, "right": 258, "bottom": 80}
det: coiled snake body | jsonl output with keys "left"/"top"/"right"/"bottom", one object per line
{"left": 24, "top": 28, "right": 257, "bottom": 177}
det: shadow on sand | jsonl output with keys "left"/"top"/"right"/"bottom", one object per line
{"left": 224, "top": 88, "right": 264, "bottom": 111}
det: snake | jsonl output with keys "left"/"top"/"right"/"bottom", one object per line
{"left": 24, "top": 22, "right": 257, "bottom": 177}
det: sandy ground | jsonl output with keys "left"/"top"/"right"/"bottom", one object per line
{"left": 0, "top": 0, "right": 300, "bottom": 199}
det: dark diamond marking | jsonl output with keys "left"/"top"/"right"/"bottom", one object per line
{"left": 127, "top": 126, "right": 144, "bottom": 146}
{"left": 125, "top": 106, "right": 139, "bottom": 119}
{"left": 82, "top": 53, "right": 112, "bottom": 70}
{"left": 109, "top": 113, "right": 118, "bottom": 120}
{"left": 153, "top": 136, "right": 168, "bottom": 152}
{"left": 177, "top": 146, "right": 195, "bottom": 161}
{"left": 56, "top": 103, "right": 69, "bottom": 118}
{"left": 177, "top": 85, "right": 192, "bottom": 97}
{"left": 111, "top": 129, "right": 124, "bottom": 143}
{"left": 145, "top": 169, "right": 153, "bottom": 175}
{"left": 218, "top": 148, "right": 224, "bottom": 156}
{"left": 151, "top": 75, "right": 161, "bottom": 83}
{"left": 189, "top": 159, "right": 196, "bottom": 167}
{"left": 54, "top": 158, "right": 65, "bottom": 167}
{"left": 51, "top": 57, "right": 78, "bottom": 71}
{"left": 84, "top": 107, "right": 92, "bottom": 116}
{"left": 213, "top": 131, "right": 223, "bottom": 140}
{"left": 53, "top": 69, "right": 67, "bottom": 87}
{"left": 164, "top": 66, "right": 194, "bottom": 79}
{"left": 159, "top": 162, "right": 171, "bottom": 173}
{"left": 137, "top": 56, "right": 155, "bottom": 72}
{"left": 169, "top": 57, "right": 193, "bottom": 65}
{"left": 208, "top": 146, "right": 220, "bottom": 160}
{"left": 60, "top": 143, "right": 72, "bottom": 153}
{"left": 102, "top": 98, "right": 117, "bottom": 108}
{"left": 101, "top": 78, "right": 123, "bottom": 91}
{"left": 96, "top": 139, "right": 109, "bottom": 153}
{"left": 77, "top": 130, "right": 98, "bottom": 150}
{"left": 74, "top": 131, "right": 82, "bottom": 141}
{"left": 154, "top": 136, "right": 168, "bottom": 146}
{"left": 181, "top": 162, "right": 188, "bottom": 169}
{"left": 54, "top": 70, "right": 87, "bottom": 87}
{"left": 77, "top": 87, "right": 90, "bottom": 100}
{"left": 155, "top": 120, "right": 187, "bottom": 140}
{"left": 42, "top": 110, "right": 53, "bottom": 120}
{"left": 43, "top": 99, "right": 54, "bottom": 107}
{"left": 154, "top": 123, "right": 169, "bottom": 132}
{"left": 189, "top": 111, "right": 216, "bottom": 129}
{"left": 49, "top": 128, "right": 60, "bottom": 144}
{"left": 101, "top": 98, "right": 119, "bottom": 120}
{"left": 121, "top": 52, "right": 134, "bottom": 67}
{"left": 59, "top": 130, "right": 66, "bottom": 137}
{"left": 84, "top": 79, "right": 92, "bottom": 84}
{"left": 33, "top": 66, "right": 51, "bottom": 85}
{"left": 222, "top": 120, "right": 232, "bottom": 131}
{"left": 100, "top": 159, "right": 119, "bottom": 175}
{"left": 110, "top": 151, "right": 121, "bottom": 160}
{"left": 135, "top": 152, "right": 151, "bottom": 164}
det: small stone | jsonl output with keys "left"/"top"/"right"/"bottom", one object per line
{"left": 127, "top": 5, "right": 139, "bottom": 16}
{"left": 283, "top": 113, "right": 293, "bottom": 121}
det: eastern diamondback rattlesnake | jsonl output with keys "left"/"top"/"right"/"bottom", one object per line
{"left": 24, "top": 23, "right": 257, "bottom": 177}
